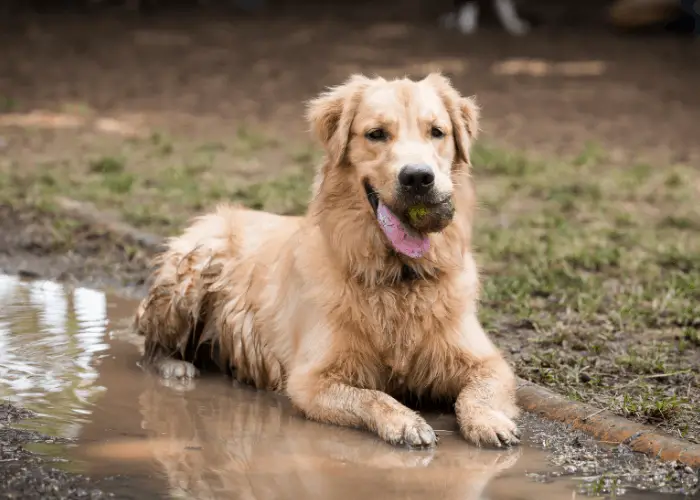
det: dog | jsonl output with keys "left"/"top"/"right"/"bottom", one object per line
{"left": 441, "top": 0, "right": 531, "bottom": 35}
{"left": 134, "top": 73, "right": 520, "bottom": 449}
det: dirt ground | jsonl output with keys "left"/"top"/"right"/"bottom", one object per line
{"left": 0, "top": 3, "right": 699, "bottom": 496}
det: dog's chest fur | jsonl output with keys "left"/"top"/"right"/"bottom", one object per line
{"left": 340, "top": 275, "right": 468, "bottom": 394}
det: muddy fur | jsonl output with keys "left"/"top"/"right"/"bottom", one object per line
{"left": 134, "top": 73, "right": 520, "bottom": 449}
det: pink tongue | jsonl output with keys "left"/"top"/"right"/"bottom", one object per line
{"left": 376, "top": 201, "right": 430, "bottom": 258}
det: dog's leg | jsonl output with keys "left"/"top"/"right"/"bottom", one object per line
{"left": 440, "top": 0, "right": 479, "bottom": 34}
{"left": 493, "top": 0, "right": 531, "bottom": 35}
{"left": 137, "top": 299, "right": 201, "bottom": 381}
{"left": 287, "top": 368, "right": 437, "bottom": 448}
{"left": 452, "top": 314, "right": 521, "bottom": 447}
{"left": 134, "top": 245, "right": 218, "bottom": 381}
{"left": 457, "top": 1, "right": 480, "bottom": 34}
{"left": 146, "top": 344, "right": 199, "bottom": 380}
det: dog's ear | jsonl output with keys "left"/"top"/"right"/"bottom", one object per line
{"left": 306, "top": 74, "right": 372, "bottom": 166}
{"left": 423, "top": 73, "right": 480, "bottom": 167}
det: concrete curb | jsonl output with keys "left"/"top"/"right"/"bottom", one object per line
{"left": 54, "top": 198, "right": 700, "bottom": 468}
{"left": 517, "top": 378, "right": 700, "bottom": 468}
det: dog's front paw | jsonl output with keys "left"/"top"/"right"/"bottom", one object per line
{"left": 155, "top": 359, "right": 199, "bottom": 379}
{"left": 379, "top": 413, "right": 437, "bottom": 449}
{"left": 458, "top": 406, "right": 520, "bottom": 448}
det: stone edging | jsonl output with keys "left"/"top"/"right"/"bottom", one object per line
{"left": 517, "top": 379, "right": 700, "bottom": 468}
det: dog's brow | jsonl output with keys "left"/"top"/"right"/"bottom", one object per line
{"left": 419, "top": 112, "right": 440, "bottom": 124}
{"left": 359, "top": 113, "right": 396, "bottom": 131}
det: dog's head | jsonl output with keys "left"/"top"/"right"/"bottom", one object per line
{"left": 307, "top": 73, "right": 479, "bottom": 259}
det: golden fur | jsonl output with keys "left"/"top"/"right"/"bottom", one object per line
{"left": 134, "top": 73, "right": 520, "bottom": 448}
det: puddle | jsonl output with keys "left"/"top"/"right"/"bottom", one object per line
{"left": 0, "top": 274, "right": 689, "bottom": 499}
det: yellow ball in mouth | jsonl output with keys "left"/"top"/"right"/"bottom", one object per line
{"left": 407, "top": 204, "right": 430, "bottom": 225}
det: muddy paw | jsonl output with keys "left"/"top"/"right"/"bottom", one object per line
{"left": 379, "top": 414, "right": 438, "bottom": 449}
{"left": 156, "top": 359, "right": 198, "bottom": 380}
{"left": 459, "top": 408, "right": 521, "bottom": 448}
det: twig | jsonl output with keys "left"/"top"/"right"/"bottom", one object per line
{"left": 582, "top": 407, "right": 607, "bottom": 421}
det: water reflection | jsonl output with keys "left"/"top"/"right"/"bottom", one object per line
{"left": 139, "top": 384, "right": 532, "bottom": 500}
{"left": 84, "top": 376, "right": 540, "bottom": 500}
{"left": 0, "top": 274, "right": 108, "bottom": 437}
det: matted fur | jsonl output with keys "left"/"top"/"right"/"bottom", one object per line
{"left": 134, "top": 73, "right": 520, "bottom": 448}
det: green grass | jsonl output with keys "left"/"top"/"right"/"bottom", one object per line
{"left": 0, "top": 129, "right": 698, "bottom": 443}
{"left": 470, "top": 142, "right": 700, "bottom": 442}
{"left": 0, "top": 95, "right": 17, "bottom": 113}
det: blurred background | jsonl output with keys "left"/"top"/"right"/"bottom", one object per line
{"left": 0, "top": 1, "right": 697, "bottom": 202}
{"left": 0, "top": 1, "right": 697, "bottom": 224}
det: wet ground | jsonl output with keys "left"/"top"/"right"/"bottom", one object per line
{"left": 0, "top": 273, "right": 697, "bottom": 499}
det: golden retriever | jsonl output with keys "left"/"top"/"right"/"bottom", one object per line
{"left": 134, "top": 72, "right": 520, "bottom": 449}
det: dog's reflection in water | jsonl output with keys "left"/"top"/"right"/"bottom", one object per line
{"left": 115, "top": 376, "right": 522, "bottom": 500}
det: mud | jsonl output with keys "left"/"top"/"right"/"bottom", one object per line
{"left": 0, "top": 203, "right": 152, "bottom": 298}
{"left": 0, "top": 404, "right": 107, "bottom": 499}
{"left": 0, "top": 273, "right": 696, "bottom": 499}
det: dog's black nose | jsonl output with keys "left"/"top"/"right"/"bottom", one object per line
{"left": 398, "top": 164, "right": 435, "bottom": 195}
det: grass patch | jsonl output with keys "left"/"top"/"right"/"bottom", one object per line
{"left": 0, "top": 95, "right": 17, "bottom": 113}
{"left": 471, "top": 143, "right": 700, "bottom": 443}
{"left": 230, "top": 167, "right": 313, "bottom": 215}
{"left": 0, "top": 131, "right": 698, "bottom": 442}
{"left": 89, "top": 156, "right": 125, "bottom": 174}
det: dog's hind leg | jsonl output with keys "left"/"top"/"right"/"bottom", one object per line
{"left": 135, "top": 245, "right": 221, "bottom": 380}
{"left": 441, "top": 0, "right": 480, "bottom": 34}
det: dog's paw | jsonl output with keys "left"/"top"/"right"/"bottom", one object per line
{"left": 379, "top": 414, "right": 437, "bottom": 449}
{"left": 459, "top": 407, "right": 520, "bottom": 448}
{"left": 156, "top": 359, "right": 199, "bottom": 379}
{"left": 158, "top": 376, "right": 197, "bottom": 392}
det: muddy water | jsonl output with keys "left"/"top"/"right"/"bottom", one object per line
{"left": 0, "top": 274, "right": 683, "bottom": 499}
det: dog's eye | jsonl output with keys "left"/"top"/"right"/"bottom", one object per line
{"left": 365, "top": 128, "right": 388, "bottom": 142}
{"left": 431, "top": 126, "right": 445, "bottom": 139}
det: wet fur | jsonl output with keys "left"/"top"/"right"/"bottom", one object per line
{"left": 134, "top": 73, "right": 520, "bottom": 448}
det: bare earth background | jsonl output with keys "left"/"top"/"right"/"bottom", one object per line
{"left": 0, "top": 4, "right": 699, "bottom": 494}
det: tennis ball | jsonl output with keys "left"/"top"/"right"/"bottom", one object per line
{"left": 407, "top": 204, "right": 429, "bottom": 224}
